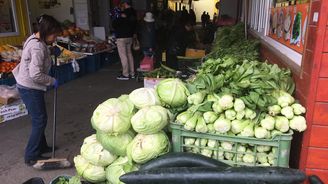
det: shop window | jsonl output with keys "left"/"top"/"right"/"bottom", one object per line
{"left": 246, "top": 0, "right": 310, "bottom": 67}
{"left": 0, "top": 0, "right": 19, "bottom": 37}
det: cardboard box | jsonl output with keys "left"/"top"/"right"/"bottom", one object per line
{"left": 0, "top": 100, "right": 26, "bottom": 116}
{"left": 144, "top": 78, "right": 164, "bottom": 88}
{"left": 185, "top": 49, "right": 206, "bottom": 59}
{"left": 0, "top": 109, "right": 28, "bottom": 123}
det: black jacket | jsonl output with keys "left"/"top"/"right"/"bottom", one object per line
{"left": 113, "top": 7, "right": 137, "bottom": 38}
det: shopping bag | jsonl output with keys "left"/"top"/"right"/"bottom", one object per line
{"left": 140, "top": 56, "right": 154, "bottom": 71}
{"left": 132, "top": 38, "right": 140, "bottom": 51}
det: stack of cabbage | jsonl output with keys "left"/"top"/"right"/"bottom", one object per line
{"left": 74, "top": 95, "right": 138, "bottom": 184}
{"left": 127, "top": 88, "right": 171, "bottom": 164}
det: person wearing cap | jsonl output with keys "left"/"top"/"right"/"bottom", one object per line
{"left": 139, "top": 12, "right": 156, "bottom": 57}
{"left": 113, "top": 0, "right": 137, "bottom": 80}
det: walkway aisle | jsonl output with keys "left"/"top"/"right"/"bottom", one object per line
{"left": 0, "top": 63, "right": 142, "bottom": 183}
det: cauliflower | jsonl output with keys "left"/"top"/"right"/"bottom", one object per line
{"left": 218, "top": 94, "right": 234, "bottom": 110}
{"left": 245, "top": 108, "right": 257, "bottom": 120}
{"left": 231, "top": 120, "right": 250, "bottom": 134}
{"left": 203, "top": 111, "right": 218, "bottom": 124}
{"left": 281, "top": 106, "right": 294, "bottom": 119}
{"left": 240, "top": 122, "right": 255, "bottom": 137}
{"left": 234, "top": 98, "right": 246, "bottom": 112}
{"left": 236, "top": 110, "right": 245, "bottom": 120}
{"left": 291, "top": 103, "right": 306, "bottom": 115}
{"left": 275, "top": 116, "right": 290, "bottom": 133}
{"left": 268, "top": 105, "right": 282, "bottom": 116}
{"left": 212, "top": 101, "right": 223, "bottom": 114}
{"left": 289, "top": 116, "right": 307, "bottom": 132}
{"left": 255, "top": 126, "right": 269, "bottom": 139}
{"left": 225, "top": 109, "right": 237, "bottom": 120}
{"left": 187, "top": 91, "right": 206, "bottom": 105}
{"left": 260, "top": 115, "right": 275, "bottom": 130}
{"left": 214, "top": 116, "right": 231, "bottom": 134}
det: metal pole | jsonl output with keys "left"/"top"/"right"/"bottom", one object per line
{"left": 244, "top": 0, "right": 248, "bottom": 39}
{"left": 52, "top": 59, "right": 57, "bottom": 158}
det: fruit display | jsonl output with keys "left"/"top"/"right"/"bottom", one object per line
{"left": 56, "top": 46, "right": 85, "bottom": 65}
{"left": 0, "top": 62, "right": 18, "bottom": 73}
{"left": 0, "top": 45, "right": 22, "bottom": 62}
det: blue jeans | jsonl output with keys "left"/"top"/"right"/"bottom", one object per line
{"left": 18, "top": 87, "right": 48, "bottom": 161}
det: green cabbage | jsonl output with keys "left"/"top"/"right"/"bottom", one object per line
{"left": 74, "top": 155, "right": 106, "bottom": 183}
{"left": 131, "top": 106, "right": 169, "bottom": 134}
{"left": 129, "top": 88, "right": 161, "bottom": 109}
{"left": 80, "top": 135, "right": 117, "bottom": 167}
{"left": 91, "top": 97, "right": 134, "bottom": 134}
{"left": 105, "top": 157, "right": 138, "bottom": 184}
{"left": 156, "top": 78, "right": 190, "bottom": 108}
{"left": 96, "top": 131, "right": 135, "bottom": 156}
{"left": 126, "top": 131, "right": 170, "bottom": 164}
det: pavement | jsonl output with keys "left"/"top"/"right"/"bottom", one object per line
{"left": 0, "top": 62, "right": 142, "bottom": 183}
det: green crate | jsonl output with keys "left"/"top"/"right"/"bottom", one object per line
{"left": 170, "top": 123, "right": 293, "bottom": 167}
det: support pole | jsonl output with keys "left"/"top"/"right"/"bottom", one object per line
{"left": 244, "top": 0, "right": 248, "bottom": 39}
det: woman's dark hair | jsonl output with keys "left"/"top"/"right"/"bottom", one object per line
{"left": 36, "top": 14, "right": 62, "bottom": 42}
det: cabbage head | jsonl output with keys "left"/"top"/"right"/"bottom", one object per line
{"left": 156, "top": 78, "right": 190, "bottom": 108}
{"left": 96, "top": 131, "right": 135, "bottom": 156}
{"left": 126, "top": 131, "right": 170, "bottom": 164}
{"left": 129, "top": 88, "right": 161, "bottom": 109}
{"left": 74, "top": 155, "right": 106, "bottom": 183}
{"left": 80, "top": 135, "right": 117, "bottom": 167}
{"left": 131, "top": 106, "right": 169, "bottom": 134}
{"left": 106, "top": 157, "right": 138, "bottom": 184}
{"left": 91, "top": 97, "right": 134, "bottom": 134}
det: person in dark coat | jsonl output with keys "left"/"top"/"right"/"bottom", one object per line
{"left": 112, "top": 0, "right": 137, "bottom": 80}
{"left": 139, "top": 12, "right": 156, "bottom": 56}
{"left": 166, "top": 20, "right": 197, "bottom": 70}
{"left": 201, "top": 11, "right": 206, "bottom": 28}
{"left": 189, "top": 9, "right": 196, "bottom": 25}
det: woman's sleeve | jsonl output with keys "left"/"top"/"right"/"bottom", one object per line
{"left": 28, "top": 46, "right": 55, "bottom": 86}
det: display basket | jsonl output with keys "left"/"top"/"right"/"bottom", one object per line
{"left": 170, "top": 123, "right": 293, "bottom": 167}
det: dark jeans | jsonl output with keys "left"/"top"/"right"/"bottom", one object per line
{"left": 18, "top": 87, "right": 48, "bottom": 161}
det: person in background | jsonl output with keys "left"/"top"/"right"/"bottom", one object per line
{"left": 189, "top": 9, "right": 196, "bottom": 26}
{"left": 166, "top": 19, "right": 197, "bottom": 69}
{"left": 12, "top": 14, "right": 61, "bottom": 166}
{"left": 213, "top": 13, "right": 218, "bottom": 24}
{"left": 113, "top": 0, "right": 137, "bottom": 80}
{"left": 206, "top": 12, "right": 211, "bottom": 26}
{"left": 201, "top": 11, "right": 206, "bottom": 28}
{"left": 140, "top": 12, "right": 156, "bottom": 57}
{"left": 181, "top": 6, "right": 189, "bottom": 23}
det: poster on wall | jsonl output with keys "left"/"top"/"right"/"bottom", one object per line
{"left": 0, "top": 0, "right": 17, "bottom": 33}
{"left": 269, "top": 3, "right": 309, "bottom": 54}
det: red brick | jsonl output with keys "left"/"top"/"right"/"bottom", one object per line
{"left": 320, "top": 53, "right": 328, "bottom": 77}
{"left": 309, "top": 125, "right": 328, "bottom": 148}
{"left": 306, "top": 148, "right": 328, "bottom": 170}
{"left": 313, "top": 102, "right": 328, "bottom": 125}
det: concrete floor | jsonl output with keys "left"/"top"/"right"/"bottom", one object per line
{"left": 0, "top": 63, "right": 142, "bottom": 183}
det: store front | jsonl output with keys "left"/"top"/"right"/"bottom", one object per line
{"left": 246, "top": 0, "right": 328, "bottom": 181}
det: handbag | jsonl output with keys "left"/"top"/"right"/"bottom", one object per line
{"left": 140, "top": 56, "right": 154, "bottom": 71}
{"left": 132, "top": 38, "right": 140, "bottom": 51}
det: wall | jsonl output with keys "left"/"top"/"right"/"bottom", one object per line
{"left": 220, "top": 0, "right": 238, "bottom": 18}
{"left": 260, "top": 0, "right": 328, "bottom": 182}
{"left": 28, "top": 0, "right": 74, "bottom": 23}
{"left": 193, "top": 0, "right": 216, "bottom": 22}
{"left": 0, "top": 0, "right": 30, "bottom": 45}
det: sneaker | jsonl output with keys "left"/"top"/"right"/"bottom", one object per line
{"left": 130, "top": 74, "right": 137, "bottom": 79}
{"left": 117, "top": 75, "right": 130, "bottom": 80}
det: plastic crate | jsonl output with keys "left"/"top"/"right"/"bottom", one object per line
{"left": 49, "top": 175, "right": 71, "bottom": 184}
{"left": 170, "top": 123, "right": 293, "bottom": 167}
